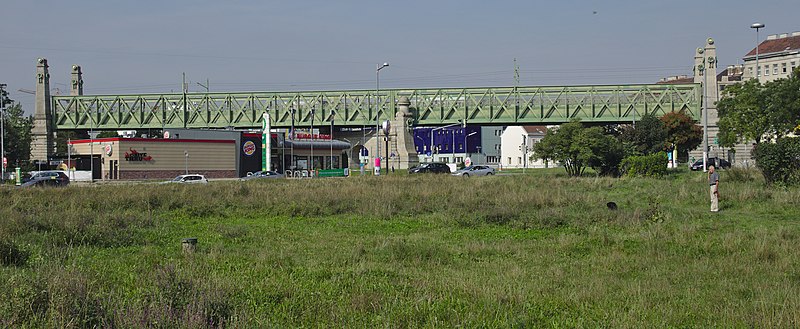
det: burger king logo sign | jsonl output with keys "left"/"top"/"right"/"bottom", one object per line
{"left": 242, "top": 141, "right": 256, "bottom": 156}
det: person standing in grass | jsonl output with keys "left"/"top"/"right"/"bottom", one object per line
{"left": 708, "top": 165, "right": 720, "bottom": 212}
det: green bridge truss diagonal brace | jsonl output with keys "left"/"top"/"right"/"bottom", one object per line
{"left": 53, "top": 83, "right": 701, "bottom": 130}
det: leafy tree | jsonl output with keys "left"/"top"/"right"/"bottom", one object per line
{"left": 659, "top": 111, "right": 702, "bottom": 160}
{"left": 717, "top": 69, "right": 800, "bottom": 145}
{"left": 619, "top": 114, "right": 668, "bottom": 155}
{"left": 717, "top": 79, "right": 770, "bottom": 145}
{"left": 1, "top": 103, "right": 33, "bottom": 168}
{"left": 96, "top": 131, "right": 119, "bottom": 138}
{"left": 533, "top": 121, "right": 622, "bottom": 177}
{"left": 55, "top": 131, "right": 80, "bottom": 156}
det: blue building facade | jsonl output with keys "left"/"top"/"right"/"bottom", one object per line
{"left": 412, "top": 126, "right": 482, "bottom": 161}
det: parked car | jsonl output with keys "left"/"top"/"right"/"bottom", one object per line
{"left": 451, "top": 165, "right": 496, "bottom": 177}
{"left": 22, "top": 171, "right": 70, "bottom": 186}
{"left": 240, "top": 171, "right": 284, "bottom": 181}
{"left": 690, "top": 157, "right": 731, "bottom": 171}
{"left": 408, "top": 163, "right": 451, "bottom": 174}
{"left": 164, "top": 174, "right": 209, "bottom": 184}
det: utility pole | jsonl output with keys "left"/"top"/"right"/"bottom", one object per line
{"left": 0, "top": 83, "right": 6, "bottom": 181}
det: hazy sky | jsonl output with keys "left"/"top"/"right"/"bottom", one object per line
{"left": 2, "top": 0, "right": 798, "bottom": 114}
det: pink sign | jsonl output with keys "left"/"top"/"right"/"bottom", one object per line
{"left": 374, "top": 157, "right": 381, "bottom": 168}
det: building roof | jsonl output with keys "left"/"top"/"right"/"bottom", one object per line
{"left": 68, "top": 137, "right": 235, "bottom": 144}
{"left": 745, "top": 33, "right": 800, "bottom": 57}
{"left": 656, "top": 77, "right": 694, "bottom": 84}
{"left": 522, "top": 126, "right": 548, "bottom": 135}
{"left": 280, "top": 139, "right": 352, "bottom": 150}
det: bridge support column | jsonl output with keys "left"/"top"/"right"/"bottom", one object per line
{"left": 389, "top": 96, "right": 419, "bottom": 170}
{"left": 31, "top": 58, "right": 54, "bottom": 163}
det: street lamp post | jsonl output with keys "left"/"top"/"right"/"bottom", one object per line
{"left": 382, "top": 120, "right": 391, "bottom": 174}
{"left": 376, "top": 62, "right": 389, "bottom": 171}
{"left": 701, "top": 57, "right": 708, "bottom": 172}
{"left": 751, "top": 23, "right": 765, "bottom": 80}
{"left": 431, "top": 122, "right": 461, "bottom": 163}
{"left": 414, "top": 135, "right": 425, "bottom": 160}
{"left": 0, "top": 83, "right": 6, "bottom": 181}
{"left": 466, "top": 131, "right": 477, "bottom": 160}
{"left": 521, "top": 134, "right": 527, "bottom": 174}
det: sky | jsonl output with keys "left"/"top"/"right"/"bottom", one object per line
{"left": 1, "top": 0, "right": 798, "bottom": 114}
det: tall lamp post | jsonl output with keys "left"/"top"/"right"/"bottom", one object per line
{"left": 375, "top": 62, "right": 389, "bottom": 170}
{"left": 0, "top": 83, "right": 6, "bottom": 181}
{"left": 750, "top": 23, "right": 765, "bottom": 80}
{"left": 382, "top": 120, "right": 391, "bottom": 174}
{"left": 431, "top": 122, "right": 461, "bottom": 163}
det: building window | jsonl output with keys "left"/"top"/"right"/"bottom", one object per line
{"left": 757, "top": 66, "right": 761, "bottom": 76}
{"left": 764, "top": 66, "right": 769, "bottom": 76}
{"left": 458, "top": 143, "right": 463, "bottom": 150}
{"left": 748, "top": 67, "right": 753, "bottom": 76}
{"left": 773, "top": 64, "right": 778, "bottom": 75}
{"left": 783, "top": 63, "right": 788, "bottom": 74}
{"left": 518, "top": 157, "right": 522, "bottom": 165}
{"left": 507, "top": 157, "right": 511, "bottom": 164}
{"left": 792, "top": 61, "right": 796, "bottom": 71}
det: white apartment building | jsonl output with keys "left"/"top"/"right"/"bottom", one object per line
{"left": 743, "top": 32, "right": 800, "bottom": 82}
{"left": 500, "top": 126, "right": 548, "bottom": 169}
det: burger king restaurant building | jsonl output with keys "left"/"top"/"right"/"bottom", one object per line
{"left": 68, "top": 137, "right": 237, "bottom": 180}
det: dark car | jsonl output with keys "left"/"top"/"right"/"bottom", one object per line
{"left": 20, "top": 171, "right": 70, "bottom": 187}
{"left": 690, "top": 157, "right": 731, "bottom": 171}
{"left": 409, "top": 163, "right": 451, "bottom": 174}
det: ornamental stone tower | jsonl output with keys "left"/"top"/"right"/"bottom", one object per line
{"left": 70, "top": 65, "right": 83, "bottom": 96}
{"left": 30, "top": 58, "right": 54, "bottom": 162}
{"left": 690, "top": 38, "right": 721, "bottom": 161}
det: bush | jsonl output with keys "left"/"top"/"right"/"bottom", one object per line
{"left": 0, "top": 238, "right": 29, "bottom": 267}
{"left": 753, "top": 138, "right": 800, "bottom": 186}
{"left": 619, "top": 152, "right": 668, "bottom": 177}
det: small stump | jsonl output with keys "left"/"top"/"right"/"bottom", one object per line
{"left": 182, "top": 238, "right": 198, "bottom": 253}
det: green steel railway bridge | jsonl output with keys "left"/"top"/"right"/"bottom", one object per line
{"left": 52, "top": 84, "right": 701, "bottom": 130}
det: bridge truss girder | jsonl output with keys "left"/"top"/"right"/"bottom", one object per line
{"left": 53, "top": 84, "right": 700, "bottom": 130}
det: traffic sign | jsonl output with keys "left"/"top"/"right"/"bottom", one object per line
{"left": 2, "top": 157, "right": 6, "bottom": 169}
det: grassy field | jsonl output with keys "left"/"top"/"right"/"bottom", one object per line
{"left": 1, "top": 168, "right": 799, "bottom": 327}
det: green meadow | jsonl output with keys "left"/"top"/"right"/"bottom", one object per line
{"left": 1, "top": 168, "right": 799, "bottom": 327}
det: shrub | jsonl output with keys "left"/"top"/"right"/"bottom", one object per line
{"left": 619, "top": 152, "right": 668, "bottom": 177}
{"left": 753, "top": 138, "right": 800, "bottom": 186}
{"left": 0, "top": 238, "right": 29, "bottom": 267}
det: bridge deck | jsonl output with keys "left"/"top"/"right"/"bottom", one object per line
{"left": 53, "top": 84, "right": 701, "bottom": 129}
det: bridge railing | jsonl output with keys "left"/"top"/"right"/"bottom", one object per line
{"left": 52, "top": 83, "right": 700, "bottom": 130}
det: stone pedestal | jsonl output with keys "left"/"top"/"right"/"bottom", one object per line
{"left": 388, "top": 96, "right": 419, "bottom": 170}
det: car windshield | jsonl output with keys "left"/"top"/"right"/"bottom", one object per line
{"left": 172, "top": 176, "right": 184, "bottom": 182}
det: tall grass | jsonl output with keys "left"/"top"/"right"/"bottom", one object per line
{"left": 0, "top": 170, "right": 799, "bottom": 327}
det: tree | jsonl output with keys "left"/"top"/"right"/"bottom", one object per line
{"left": 1, "top": 103, "right": 33, "bottom": 168}
{"left": 533, "top": 121, "right": 622, "bottom": 177}
{"left": 717, "top": 69, "right": 800, "bottom": 145}
{"left": 717, "top": 79, "right": 770, "bottom": 145}
{"left": 659, "top": 111, "right": 702, "bottom": 161}
{"left": 619, "top": 114, "right": 668, "bottom": 155}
